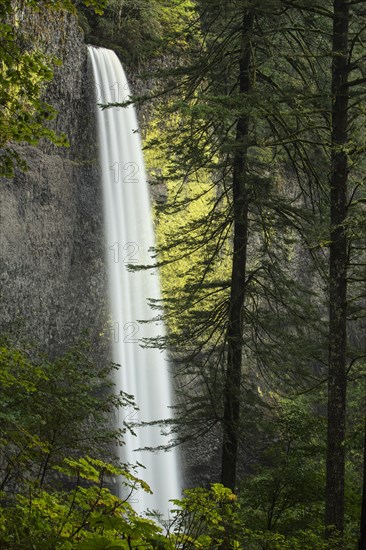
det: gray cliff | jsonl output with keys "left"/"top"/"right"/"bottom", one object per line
{"left": 0, "top": 12, "right": 107, "bottom": 356}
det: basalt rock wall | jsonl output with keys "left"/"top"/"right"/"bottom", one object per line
{"left": 0, "top": 12, "right": 108, "bottom": 357}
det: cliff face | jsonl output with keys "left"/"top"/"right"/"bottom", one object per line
{"left": 0, "top": 12, "right": 108, "bottom": 355}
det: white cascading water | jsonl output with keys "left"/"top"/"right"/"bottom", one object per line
{"left": 88, "top": 46, "right": 181, "bottom": 516}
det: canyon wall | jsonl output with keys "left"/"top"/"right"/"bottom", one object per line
{"left": 0, "top": 12, "right": 107, "bottom": 356}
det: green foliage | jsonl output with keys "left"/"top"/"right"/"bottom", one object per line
{"left": 140, "top": 0, "right": 364, "bottom": 542}
{"left": 239, "top": 396, "right": 326, "bottom": 535}
{"left": 140, "top": 0, "right": 331, "bottom": 454}
{"left": 0, "top": 456, "right": 167, "bottom": 549}
{"left": 344, "top": 360, "right": 366, "bottom": 541}
{"left": 0, "top": 347, "right": 359, "bottom": 550}
{"left": 169, "top": 484, "right": 241, "bottom": 549}
{"left": 0, "top": 0, "right": 106, "bottom": 176}
{"left": 0, "top": 334, "right": 169, "bottom": 548}
{"left": 168, "top": 484, "right": 349, "bottom": 549}
{"left": 0, "top": 335, "right": 133, "bottom": 492}
{"left": 78, "top": 0, "right": 194, "bottom": 66}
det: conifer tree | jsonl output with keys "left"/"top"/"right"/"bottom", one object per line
{"left": 140, "top": 0, "right": 331, "bottom": 490}
{"left": 325, "top": 0, "right": 350, "bottom": 536}
{"left": 123, "top": 0, "right": 365, "bottom": 523}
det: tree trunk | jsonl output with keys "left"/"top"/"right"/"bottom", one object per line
{"left": 220, "top": 10, "right": 254, "bottom": 491}
{"left": 360, "top": 413, "right": 366, "bottom": 550}
{"left": 325, "top": 0, "right": 349, "bottom": 539}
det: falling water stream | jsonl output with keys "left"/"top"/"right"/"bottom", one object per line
{"left": 88, "top": 46, "right": 181, "bottom": 516}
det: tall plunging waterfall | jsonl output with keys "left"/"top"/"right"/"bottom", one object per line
{"left": 88, "top": 46, "right": 181, "bottom": 515}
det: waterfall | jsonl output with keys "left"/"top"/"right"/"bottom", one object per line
{"left": 88, "top": 46, "right": 181, "bottom": 516}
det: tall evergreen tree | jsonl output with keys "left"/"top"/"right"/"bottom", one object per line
{"left": 221, "top": 7, "right": 254, "bottom": 491}
{"left": 122, "top": 1, "right": 365, "bottom": 528}
{"left": 325, "top": 0, "right": 350, "bottom": 537}
{"left": 140, "top": 0, "right": 330, "bottom": 489}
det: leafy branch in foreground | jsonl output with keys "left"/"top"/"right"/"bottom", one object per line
{"left": 0, "top": 456, "right": 166, "bottom": 549}
{"left": 0, "top": 335, "right": 134, "bottom": 493}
